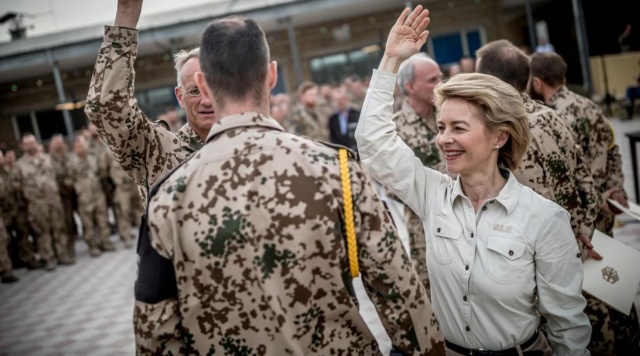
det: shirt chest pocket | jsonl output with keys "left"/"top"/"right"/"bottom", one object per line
{"left": 485, "top": 235, "right": 530, "bottom": 284}
{"left": 429, "top": 218, "right": 462, "bottom": 265}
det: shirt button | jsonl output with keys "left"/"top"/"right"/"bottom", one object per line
{"left": 465, "top": 326, "right": 471, "bottom": 332}
{"left": 437, "top": 227, "right": 441, "bottom": 233}
{"left": 463, "top": 296, "right": 468, "bottom": 302}
{"left": 482, "top": 206, "right": 487, "bottom": 211}
{"left": 577, "top": 253, "right": 581, "bottom": 258}
{"left": 490, "top": 200, "right": 495, "bottom": 204}
{"left": 465, "top": 265, "right": 469, "bottom": 271}
{"left": 509, "top": 250, "right": 514, "bottom": 256}
{"left": 470, "top": 232, "right": 474, "bottom": 238}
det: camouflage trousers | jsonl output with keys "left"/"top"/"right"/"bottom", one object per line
{"left": 77, "top": 195, "right": 111, "bottom": 249}
{"left": 405, "top": 205, "right": 430, "bottom": 296}
{"left": 586, "top": 294, "right": 640, "bottom": 355}
{"left": 28, "top": 198, "right": 71, "bottom": 265}
{"left": 113, "top": 187, "right": 142, "bottom": 246}
{"left": 59, "top": 187, "right": 78, "bottom": 258}
{"left": 4, "top": 211, "right": 37, "bottom": 267}
{"left": 0, "top": 215, "right": 13, "bottom": 277}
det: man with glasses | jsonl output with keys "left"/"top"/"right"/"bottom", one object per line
{"left": 85, "top": 0, "right": 215, "bottom": 202}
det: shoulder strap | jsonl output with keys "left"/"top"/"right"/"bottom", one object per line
{"left": 338, "top": 148, "right": 359, "bottom": 278}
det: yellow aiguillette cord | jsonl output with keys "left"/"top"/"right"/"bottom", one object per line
{"left": 338, "top": 148, "right": 359, "bottom": 278}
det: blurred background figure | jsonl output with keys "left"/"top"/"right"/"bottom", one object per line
{"left": 328, "top": 86, "right": 359, "bottom": 152}
{"left": 459, "top": 56, "right": 475, "bottom": 73}
{"left": 535, "top": 37, "right": 555, "bottom": 53}
{"left": 447, "top": 63, "right": 461, "bottom": 77}
{"left": 290, "top": 81, "right": 328, "bottom": 140}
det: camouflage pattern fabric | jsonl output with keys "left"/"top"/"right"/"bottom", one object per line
{"left": 66, "top": 154, "right": 113, "bottom": 251}
{"left": 14, "top": 154, "right": 71, "bottom": 266}
{"left": 548, "top": 87, "right": 639, "bottom": 354}
{"left": 514, "top": 94, "right": 597, "bottom": 239}
{"left": 50, "top": 152, "right": 79, "bottom": 258}
{"left": 84, "top": 26, "right": 203, "bottom": 204}
{"left": 548, "top": 86, "right": 626, "bottom": 235}
{"left": 105, "top": 150, "right": 142, "bottom": 247}
{"left": 139, "top": 112, "right": 445, "bottom": 355}
{"left": 0, "top": 175, "right": 14, "bottom": 277}
{"left": 0, "top": 166, "right": 36, "bottom": 267}
{"left": 289, "top": 103, "right": 328, "bottom": 141}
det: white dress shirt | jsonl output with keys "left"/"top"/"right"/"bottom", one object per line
{"left": 355, "top": 69, "right": 591, "bottom": 355}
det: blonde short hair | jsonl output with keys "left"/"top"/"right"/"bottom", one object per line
{"left": 433, "top": 73, "right": 530, "bottom": 170}
{"left": 173, "top": 47, "right": 200, "bottom": 86}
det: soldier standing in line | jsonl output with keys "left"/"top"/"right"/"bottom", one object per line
{"left": 66, "top": 136, "right": 115, "bottom": 256}
{"left": 476, "top": 40, "right": 599, "bottom": 255}
{"left": 103, "top": 148, "right": 140, "bottom": 248}
{"left": 0, "top": 149, "right": 38, "bottom": 269}
{"left": 14, "top": 134, "right": 73, "bottom": 271}
{"left": 0, "top": 151, "right": 19, "bottom": 283}
{"left": 290, "top": 81, "right": 329, "bottom": 140}
{"left": 529, "top": 51, "right": 639, "bottom": 355}
{"left": 49, "top": 134, "right": 79, "bottom": 259}
{"left": 84, "top": 0, "right": 215, "bottom": 204}
{"left": 137, "top": 14, "right": 444, "bottom": 355}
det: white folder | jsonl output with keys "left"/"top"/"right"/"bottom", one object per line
{"left": 582, "top": 230, "right": 640, "bottom": 315}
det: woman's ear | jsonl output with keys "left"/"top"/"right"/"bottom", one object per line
{"left": 497, "top": 130, "right": 509, "bottom": 148}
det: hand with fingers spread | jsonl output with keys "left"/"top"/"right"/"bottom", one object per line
{"left": 380, "top": 5, "right": 431, "bottom": 73}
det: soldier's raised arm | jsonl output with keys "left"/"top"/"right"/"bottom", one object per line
{"left": 84, "top": 0, "right": 211, "bottom": 202}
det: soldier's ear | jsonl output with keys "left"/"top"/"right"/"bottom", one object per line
{"left": 267, "top": 61, "right": 278, "bottom": 90}
{"left": 194, "top": 72, "right": 213, "bottom": 103}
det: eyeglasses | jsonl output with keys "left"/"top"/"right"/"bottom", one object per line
{"left": 181, "top": 86, "right": 201, "bottom": 99}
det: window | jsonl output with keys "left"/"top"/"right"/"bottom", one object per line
{"left": 310, "top": 44, "right": 382, "bottom": 84}
{"left": 429, "top": 29, "right": 484, "bottom": 66}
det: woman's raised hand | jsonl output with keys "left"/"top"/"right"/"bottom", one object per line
{"left": 384, "top": 5, "right": 431, "bottom": 62}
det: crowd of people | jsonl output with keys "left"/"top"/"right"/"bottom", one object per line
{"left": 1, "top": 0, "right": 638, "bottom": 355}
{"left": 0, "top": 125, "right": 143, "bottom": 281}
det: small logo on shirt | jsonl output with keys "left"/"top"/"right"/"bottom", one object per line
{"left": 493, "top": 224, "right": 512, "bottom": 233}
{"left": 601, "top": 266, "right": 619, "bottom": 284}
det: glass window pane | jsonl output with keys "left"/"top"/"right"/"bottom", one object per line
{"left": 432, "top": 33, "right": 464, "bottom": 65}
{"left": 467, "top": 31, "right": 482, "bottom": 58}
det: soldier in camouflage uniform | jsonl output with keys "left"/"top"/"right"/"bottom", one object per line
{"left": 529, "top": 52, "right": 629, "bottom": 236}
{"left": 14, "top": 134, "right": 73, "bottom": 270}
{"left": 391, "top": 53, "right": 446, "bottom": 294}
{"left": 84, "top": 0, "right": 214, "bottom": 204}
{"left": 49, "top": 134, "right": 79, "bottom": 259}
{"left": 0, "top": 151, "right": 19, "bottom": 283}
{"left": 103, "top": 148, "right": 141, "bottom": 248}
{"left": 529, "top": 52, "right": 639, "bottom": 355}
{"left": 138, "top": 15, "right": 444, "bottom": 355}
{"left": 289, "top": 81, "right": 330, "bottom": 140}
{"left": 66, "top": 136, "right": 115, "bottom": 256}
{"left": 0, "top": 150, "right": 37, "bottom": 269}
{"left": 476, "top": 40, "right": 598, "bottom": 244}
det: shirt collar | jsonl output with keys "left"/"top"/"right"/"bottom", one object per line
{"left": 450, "top": 168, "right": 521, "bottom": 215}
{"left": 205, "top": 112, "right": 284, "bottom": 144}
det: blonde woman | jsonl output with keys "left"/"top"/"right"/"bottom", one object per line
{"left": 355, "top": 6, "right": 591, "bottom": 355}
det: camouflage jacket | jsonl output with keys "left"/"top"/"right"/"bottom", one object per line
{"left": 14, "top": 153, "right": 60, "bottom": 203}
{"left": 289, "top": 103, "right": 328, "bottom": 141}
{"left": 548, "top": 86, "right": 625, "bottom": 196}
{"left": 66, "top": 154, "right": 105, "bottom": 210}
{"left": 84, "top": 26, "right": 203, "bottom": 203}
{"left": 0, "top": 167, "right": 19, "bottom": 217}
{"left": 393, "top": 98, "right": 444, "bottom": 171}
{"left": 49, "top": 152, "right": 71, "bottom": 188}
{"left": 139, "top": 112, "right": 443, "bottom": 355}
{"left": 515, "top": 94, "right": 597, "bottom": 238}
{"left": 103, "top": 148, "right": 138, "bottom": 193}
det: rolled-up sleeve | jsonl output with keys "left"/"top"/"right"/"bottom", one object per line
{"left": 535, "top": 207, "right": 591, "bottom": 355}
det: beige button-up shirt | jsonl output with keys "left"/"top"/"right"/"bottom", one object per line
{"left": 355, "top": 70, "right": 591, "bottom": 354}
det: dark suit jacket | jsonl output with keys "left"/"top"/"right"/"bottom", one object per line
{"left": 328, "top": 108, "right": 360, "bottom": 152}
